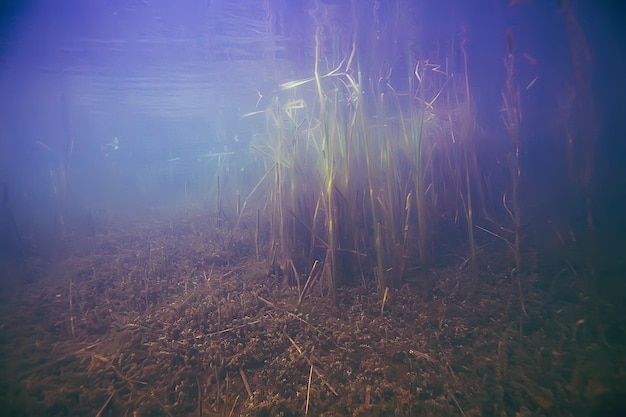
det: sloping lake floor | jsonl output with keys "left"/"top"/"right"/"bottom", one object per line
{"left": 1, "top": 210, "right": 625, "bottom": 417}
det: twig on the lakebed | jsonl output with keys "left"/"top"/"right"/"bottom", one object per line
{"left": 94, "top": 391, "right": 114, "bottom": 417}
{"left": 285, "top": 329, "right": 339, "bottom": 397}
{"left": 239, "top": 368, "right": 254, "bottom": 399}
{"left": 298, "top": 259, "right": 323, "bottom": 306}
{"left": 448, "top": 390, "right": 466, "bottom": 417}
{"left": 305, "top": 363, "right": 313, "bottom": 415}
{"left": 380, "top": 286, "right": 389, "bottom": 317}
{"left": 228, "top": 395, "right": 240, "bottom": 417}
{"left": 285, "top": 332, "right": 304, "bottom": 354}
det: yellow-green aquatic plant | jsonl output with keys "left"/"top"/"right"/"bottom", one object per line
{"left": 245, "top": 0, "right": 523, "bottom": 300}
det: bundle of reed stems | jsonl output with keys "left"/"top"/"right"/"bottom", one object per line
{"left": 232, "top": 0, "right": 482, "bottom": 301}
{"left": 225, "top": 0, "right": 593, "bottom": 303}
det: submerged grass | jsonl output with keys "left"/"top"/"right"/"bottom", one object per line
{"left": 221, "top": 0, "right": 594, "bottom": 302}
{"left": 245, "top": 0, "right": 485, "bottom": 298}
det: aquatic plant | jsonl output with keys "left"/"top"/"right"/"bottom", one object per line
{"left": 225, "top": 0, "right": 597, "bottom": 305}
{"left": 237, "top": 0, "right": 484, "bottom": 301}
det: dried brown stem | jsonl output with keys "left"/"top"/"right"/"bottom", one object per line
{"left": 305, "top": 364, "right": 314, "bottom": 415}
{"left": 239, "top": 368, "right": 253, "bottom": 399}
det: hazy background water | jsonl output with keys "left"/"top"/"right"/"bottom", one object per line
{"left": 0, "top": 0, "right": 624, "bottom": 256}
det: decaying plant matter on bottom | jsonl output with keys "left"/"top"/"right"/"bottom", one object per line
{"left": 0, "top": 210, "right": 622, "bottom": 417}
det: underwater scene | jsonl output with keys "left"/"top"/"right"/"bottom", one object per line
{"left": 1, "top": 0, "right": 625, "bottom": 416}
